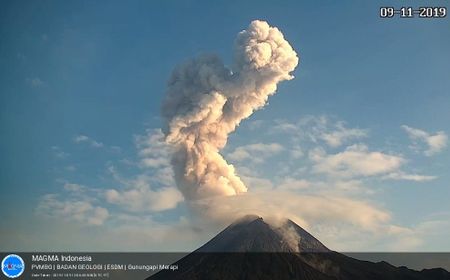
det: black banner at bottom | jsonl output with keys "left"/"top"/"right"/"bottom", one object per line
{"left": 1, "top": 252, "right": 449, "bottom": 280}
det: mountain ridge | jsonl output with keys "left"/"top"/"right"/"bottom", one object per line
{"left": 148, "top": 215, "right": 450, "bottom": 280}
{"left": 196, "top": 215, "right": 328, "bottom": 253}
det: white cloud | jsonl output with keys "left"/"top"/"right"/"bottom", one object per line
{"left": 272, "top": 121, "right": 299, "bottom": 133}
{"left": 74, "top": 135, "right": 89, "bottom": 142}
{"left": 91, "top": 141, "right": 104, "bottom": 148}
{"left": 88, "top": 207, "right": 109, "bottom": 226}
{"left": 74, "top": 134, "right": 104, "bottom": 148}
{"left": 105, "top": 163, "right": 182, "bottom": 213}
{"left": 5, "top": 214, "right": 207, "bottom": 252}
{"left": 110, "top": 146, "right": 122, "bottom": 153}
{"left": 311, "top": 144, "right": 404, "bottom": 178}
{"left": 65, "top": 165, "right": 76, "bottom": 172}
{"left": 321, "top": 121, "right": 368, "bottom": 147}
{"left": 246, "top": 119, "right": 264, "bottom": 130}
{"left": 275, "top": 178, "right": 373, "bottom": 196}
{"left": 105, "top": 176, "right": 183, "bottom": 212}
{"left": 45, "top": 129, "right": 181, "bottom": 223}
{"left": 277, "top": 178, "right": 310, "bottom": 190}
{"left": 37, "top": 182, "right": 110, "bottom": 226}
{"left": 37, "top": 194, "right": 109, "bottom": 226}
{"left": 193, "top": 191, "right": 393, "bottom": 243}
{"left": 67, "top": 129, "right": 182, "bottom": 215}
{"left": 51, "top": 146, "right": 69, "bottom": 159}
{"left": 413, "top": 213, "right": 450, "bottom": 251}
{"left": 33, "top": 176, "right": 430, "bottom": 252}
{"left": 381, "top": 212, "right": 450, "bottom": 252}
{"left": 383, "top": 172, "right": 437, "bottom": 182}
{"left": 271, "top": 116, "right": 367, "bottom": 148}
{"left": 36, "top": 116, "right": 443, "bottom": 252}
{"left": 402, "top": 125, "right": 448, "bottom": 156}
{"left": 135, "top": 128, "right": 172, "bottom": 169}
{"left": 140, "top": 157, "right": 168, "bottom": 168}
{"left": 191, "top": 187, "right": 447, "bottom": 251}
{"left": 227, "top": 143, "right": 284, "bottom": 164}
{"left": 132, "top": 129, "right": 176, "bottom": 187}
{"left": 63, "top": 182, "right": 85, "bottom": 192}
{"left": 240, "top": 175, "right": 274, "bottom": 190}
{"left": 291, "top": 145, "right": 304, "bottom": 159}
{"left": 329, "top": 180, "right": 371, "bottom": 194}
{"left": 27, "top": 77, "right": 44, "bottom": 88}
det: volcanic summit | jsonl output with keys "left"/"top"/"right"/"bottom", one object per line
{"left": 148, "top": 215, "right": 450, "bottom": 280}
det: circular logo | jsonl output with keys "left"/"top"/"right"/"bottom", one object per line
{"left": 1, "top": 254, "right": 25, "bottom": 278}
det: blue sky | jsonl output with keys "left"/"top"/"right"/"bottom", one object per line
{"left": 1, "top": 0, "right": 449, "bottom": 252}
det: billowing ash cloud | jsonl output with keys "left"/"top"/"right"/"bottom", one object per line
{"left": 162, "top": 20, "right": 299, "bottom": 200}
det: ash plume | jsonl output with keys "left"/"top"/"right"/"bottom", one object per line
{"left": 162, "top": 20, "right": 298, "bottom": 200}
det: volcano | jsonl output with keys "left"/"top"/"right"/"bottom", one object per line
{"left": 148, "top": 215, "right": 450, "bottom": 280}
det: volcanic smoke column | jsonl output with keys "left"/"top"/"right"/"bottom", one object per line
{"left": 162, "top": 20, "right": 299, "bottom": 200}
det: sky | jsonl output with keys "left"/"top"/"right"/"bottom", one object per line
{"left": 1, "top": 0, "right": 449, "bottom": 252}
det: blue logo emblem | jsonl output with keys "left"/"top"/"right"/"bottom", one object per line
{"left": 2, "top": 254, "right": 25, "bottom": 278}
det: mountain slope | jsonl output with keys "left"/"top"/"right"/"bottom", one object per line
{"left": 148, "top": 215, "right": 450, "bottom": 280}
{"left": 196, "top": 215, "right": 328, "bottom": 253}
